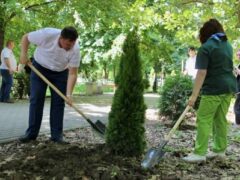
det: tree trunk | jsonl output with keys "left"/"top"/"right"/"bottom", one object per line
{"left": 0, "top": 26, "right": 5, "bottom": 52}
{"left": 103, "top": 62, "right": 108, "bottom": 79}
{"left": 152, "top": 63, "right": 158, "bottom": 92}
{"left": 152, "top": 73, "right": 157, "bottom": 93}
{"left": 0, "top": 0, "right": 6, "bottom": 52}
{"left": 113, "top": 62, "right": 116, "bottom": 80}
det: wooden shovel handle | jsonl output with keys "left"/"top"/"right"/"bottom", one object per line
{"left": 165, "top": 105, "right": 191, "bottom": 141}
{"left": 27, "top": 62, "right": 89, "bottom": 120}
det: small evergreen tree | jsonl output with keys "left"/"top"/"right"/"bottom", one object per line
{"left": 106, "top": 29, "right": 146, "bottom": 156}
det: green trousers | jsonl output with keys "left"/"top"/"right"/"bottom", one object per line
{"left": 194, "top": 94, "right": 232, "bottom": 155}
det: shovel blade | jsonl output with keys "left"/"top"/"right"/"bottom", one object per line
{"left": 94, "top": 120, "right": 106, "bottom": 135}
{"left": 141, "top": 148, "right": 166, "bottom": 169}
{"left": 87, "top": 119, "right": 106, "bottom": 135}
{"left": 141, "top": 141, "right": 168, "bottom": 169}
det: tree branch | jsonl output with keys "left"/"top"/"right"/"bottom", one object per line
{"left": 6, "top": 0, "right": 66, "bottom": 21}
{"left": 24, "top": 0, "right": 66, "bottom": 10}
{"left": 179, "top": 0, "right": 214, "bottom": 6}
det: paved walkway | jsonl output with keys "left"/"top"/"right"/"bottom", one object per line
{"left": 0, "top": 96, "right": 111, "bottom": 143}
{"left": 0, "top": 93, "right": 160, "bottom": 143}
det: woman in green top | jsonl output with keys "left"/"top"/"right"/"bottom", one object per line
{"left": 183, "top": 19, "right": 236, "bottom": 163}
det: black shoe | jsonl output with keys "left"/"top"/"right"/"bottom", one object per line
{"left": 50, "top": 138, "right": 69, "bottom": 144}
{"left": 19, "top": 135, "right": 36, "bottom": 143}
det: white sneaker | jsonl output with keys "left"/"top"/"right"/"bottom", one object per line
{"left": 206, "top": 151, "right": 226, "bottom": 159}
{"left": 183, "top": 153, "right": 206, "bottom": 163}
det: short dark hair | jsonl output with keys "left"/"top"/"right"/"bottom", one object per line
{"left": 199, "top": 19, "right": 227, "bottom": 44}
{"left": 188, "top": 46, "right": 196, "bottom": 51}
{"left": 61, "top": 26, "right": 78, "bottom": 41}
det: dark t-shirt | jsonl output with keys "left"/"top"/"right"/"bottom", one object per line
{"left": 236, "top": 64, "right": 240, "bottom": 91}
{"left": 196, "top": 38, "right": 236, "bottom": 95}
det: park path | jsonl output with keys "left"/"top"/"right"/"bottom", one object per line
{"left": 0, "top": 93, "right": 159, "bottom": 143}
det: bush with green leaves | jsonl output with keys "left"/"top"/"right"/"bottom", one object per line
{"left": 159, "top": 74, "right": 193, "bottom": 121}
{"left": 142, "top": 78, "right": 150, "bottom": 90}
{"left": 106, "top": 29, "right": 146, "bottom": 156}
{"left": 12, "top": 72, "right": 30, "bottom": 99}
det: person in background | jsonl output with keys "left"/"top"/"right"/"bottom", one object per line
{"left": 184, "top": 47, "right": 197, "bottom": 79}
{"left": 19, "top": 26, "right": 80, "bottom": 143}
{"left": 0, "top": 40, "right": 17, "bottom": 103}
{"left": 234, "top": 49, "right": 240, "bottom": 126}
{"left": 183, "top": 19, "right": 236, "bottom": 163}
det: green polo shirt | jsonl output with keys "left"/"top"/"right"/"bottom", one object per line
{"left": 196, "top": 38, "right": 236, "bottom": 95}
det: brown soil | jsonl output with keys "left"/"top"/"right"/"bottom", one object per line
{"left": 0, "top": 143, "right": 149, "bottom": 179}
{"left": 1, "top": 120, "right": 240, "bottom": 179}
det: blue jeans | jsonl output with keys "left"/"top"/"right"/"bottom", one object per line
{"left": 0, "top": 69, "right": 13, "bottom": 102}
{"left": 25, "top": 60, "right": 68, "bottom": 140}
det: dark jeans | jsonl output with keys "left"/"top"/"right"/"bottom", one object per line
{"left": 25, "top": 60, "right": 68, "bottom": 140}
{"left": 234, "top": 94, "right": 240, "bottom": 125}
{"left": 0, "top": 69, "right": 13, "bottom": 102}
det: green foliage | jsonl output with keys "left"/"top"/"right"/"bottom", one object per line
{"left": 80, "top": 60, "right": 99, "bottom": 82}
{"left": 159, "top": 74, "right": 193, "bottom": 121}
{"left": 142, "top": 78, "right": 150, "bottom": 89}
{"left": 106, "top": 29, "right": 146, "bottom": 156}
{"left": 74, "top": 84, "right": 86, "bottom": 94}
{"left": 79, "top": 27, "right": 123, "bottom": 82}
{"left": 1, "top": 0, "right": 240, "bottom": 91}
{"left": 12, "top": 73, "right": 30, "bottom": 99}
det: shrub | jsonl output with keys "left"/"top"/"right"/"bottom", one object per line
{"left": 159, "top": 74, "right": 193, "bottom": 121}
{"left": 106, "top": 29, "right": 146, "bottom": 156}
{"left": 142, "top": 78, "right": 150, "bottom": 90}
{"left": 12, "top": 72, "right": 30, "bottom": 99}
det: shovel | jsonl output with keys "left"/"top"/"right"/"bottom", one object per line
{"left": 141, "top": 105, "right": 191, "bottom": 169}
{"left": 27, "top": 62, "right": 106, "bottom": 136}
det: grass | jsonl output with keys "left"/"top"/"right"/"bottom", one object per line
{"left": 74, "top": 84, "right": 86, "bottom": 94}
{"left": 46, "top": 83, "right": 115, "bottom": 96}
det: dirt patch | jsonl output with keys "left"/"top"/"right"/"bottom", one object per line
{"left": 0, "top": 143, "right": 149, "bottom": 179}
{"left": 1, "top": 121, "right": 240, "bottom": 179}
{"left": 0, "top": 128, "right": 152, "bottom": 180}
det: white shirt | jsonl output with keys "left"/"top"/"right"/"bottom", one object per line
{"left": 185, "top": 56, "right": 197, "bottom": 79}
{"left": 28, "top": 28, "right": 80, "bottom": 72}
{"left": 0, "top": 47, "right": 17, "bottom": 70}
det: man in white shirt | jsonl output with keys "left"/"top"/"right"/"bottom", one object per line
{"left": 19, "top": 27, "right": 80, "bottom": 143}
{"left": 0, "top": 40, "right": 17, "bottom": 103}
{"left": 184, "top": 47, "right": 197, "bottom": 79}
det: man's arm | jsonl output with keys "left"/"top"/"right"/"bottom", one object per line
{"left": 188, "top": 69, "right": 207, "bottom": 106}
{"left": 66, "top": 67, "right": 78, "bottom": 97}
{"left": 20, "top": 34, "right": 30, "bottom": 65}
